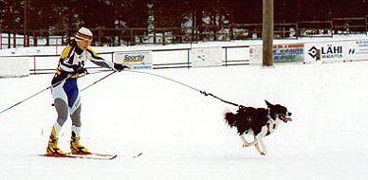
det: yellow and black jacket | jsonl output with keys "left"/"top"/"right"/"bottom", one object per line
{"left": 51, "top": 40, "right": 113, "bottom": 86}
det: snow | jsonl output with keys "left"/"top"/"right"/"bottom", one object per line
{"left": 1, "top": 47, "right": 368, "bottom": 179}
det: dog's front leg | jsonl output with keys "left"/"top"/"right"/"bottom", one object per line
{"left": 255, "top": 138, "right": 267, "bottom": 156}
{"left": 240, "top": 134, "right": 251, "bottom": 147}
{"left": 259, "top": 138, "right": 267, "bottom": 155}
{"left": 255, "top": 142, "right": 262, "bottom": 155}
{"left": 241, "top": 134, "right": 258, "bottom": 147}
{"left": 254, "top": 127, "right": 268, "bottom": 156}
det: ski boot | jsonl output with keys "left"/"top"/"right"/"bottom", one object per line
{"left": 70, "top": 132, "right": 91, "bottom": 155}
{"left": 46, "top": 134, "right": 65, "bottom": 156}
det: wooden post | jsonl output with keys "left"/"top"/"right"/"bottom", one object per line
{"left": 130, "top": 29, "right": 134, "bottom": 45}
{"left": 24, "top": 0, "right": 28, "bottom": 47}
{"left": 262, "top": 0, "right": 274, "bottom": 67}
{"left": 8, "top": 32, "right": 11, "bottom": 48}
{"left": 153, "top": 29, "right": 156, "bottom": 44}
{"left": 13, "top": 31, "right": 16, "bottom": 48}
{"left": 98, "top": 28, "right": 102, "bottom": 46}
{"left": 162, "top": 31, "right": 166, "bottom": 45}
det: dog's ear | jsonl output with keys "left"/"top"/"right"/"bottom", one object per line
{"left": 265, "top": 100, "right": 273, "bottom": 107}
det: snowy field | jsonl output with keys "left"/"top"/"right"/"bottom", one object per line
{"left": 1, "top": 60, "right": 368, "bottom": 179}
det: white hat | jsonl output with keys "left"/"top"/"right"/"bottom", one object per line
{"left": 75, "top": 27, "right": 93, "bottom": 41}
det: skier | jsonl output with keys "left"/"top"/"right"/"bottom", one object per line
{"left": 46, "top": 27, "right": 126, "bottom": 156}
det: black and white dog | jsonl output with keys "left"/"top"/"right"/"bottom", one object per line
{"left": 224, "top": 100, "right": 292, "bottom": 156}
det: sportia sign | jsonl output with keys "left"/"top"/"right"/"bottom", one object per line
{"left": 114, "top": 51, "right": 153, "bottom": 69}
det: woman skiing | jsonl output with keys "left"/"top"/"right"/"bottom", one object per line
{"left": 46, "top": 27, "right": 126, "bottom": 156}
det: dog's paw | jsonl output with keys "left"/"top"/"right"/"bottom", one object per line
{"left": 260, "top": 152, "right": 267, "bottom": 156}
{"left": 242, "top": 143, "right": 250, "bottom": 148}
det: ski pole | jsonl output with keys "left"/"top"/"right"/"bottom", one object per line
{"left": 0, "top": 80, "right": 63, "bottom": 115}
{"left": 0, "top": 85, "right": 51, "bottom": 114}
{"left": 1, "top": 69, "right": 117, "bottom": 115}
{"left": 48, "top": 71, "right": 117, "bottom": 107}
{"left": 86, "top": 69, "right": 113, "bottom": 75}
{"left": 80, "top": 70, "right": 117, "bottom": 92}
{"left": 0, "top": 73, "right": 87, "bottom": 115}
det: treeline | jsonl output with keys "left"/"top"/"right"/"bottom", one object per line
{"left": 0, "top": 0, "right": 367, "bottom": 31}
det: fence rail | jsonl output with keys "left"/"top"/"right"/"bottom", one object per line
{"left": 0, "top": 45, "right": 254, "bottom": 74}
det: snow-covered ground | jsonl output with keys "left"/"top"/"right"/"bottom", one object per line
{"left": 1, "top": 59, "right": 368, "bottom": 179}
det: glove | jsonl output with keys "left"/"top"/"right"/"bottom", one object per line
{"left": 113, "top": 63, "right": 129, "bottom": 71}
{"left": 72, "top": 65, "right": 88, "bottom": 74}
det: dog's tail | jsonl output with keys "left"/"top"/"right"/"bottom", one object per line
{"left": 224, "top": 109, "right": 237, "bottom": 127}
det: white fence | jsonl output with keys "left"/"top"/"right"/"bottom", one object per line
{"left": 1, "top": 38, "right": 368, "bottom": 78}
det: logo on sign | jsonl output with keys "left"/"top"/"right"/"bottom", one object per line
{"left": 321, "top": 44, "right": 342, "bottom": 55}
{"left": 309, "top": 44, "right": 343, "bottom": 60}
{"left": 308, "top": 46, "right": 318, "bottom": 59}
{"left": 321, "top": 44, "right": 343, "bottom": 59}
{"left": 123, "top": 54, "right": 145, "bottom": 63}
{"left": 348, "top": 49, "right": 355, "bottom": 54}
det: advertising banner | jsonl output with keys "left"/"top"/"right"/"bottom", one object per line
{"left": 273, "top": 43, "right": 304, "bottom": 63}
{"left": 304, "top": 42, "right": 345, "bottom": 63}
{"left": 249, "top": 45, "right": 263, "bottom": 65}
{"left": 250, "top": 43, "right": 304, "bottom": 64}
{"left": 345, "top": 39, "right": 368, "bottom": 62}
{"left": 114, "top": 51, "right": 153, "bottom": 69}
{"left": 191, "top": 47, "right": 222, "bottom": 67}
